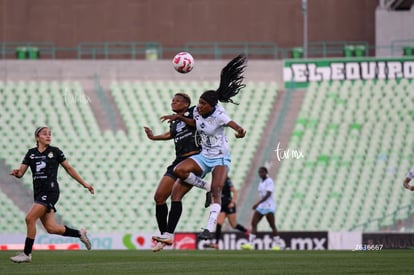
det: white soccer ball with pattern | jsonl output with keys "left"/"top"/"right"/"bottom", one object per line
{"left": 173, "top": 52, "right": 194, "bottom": 73}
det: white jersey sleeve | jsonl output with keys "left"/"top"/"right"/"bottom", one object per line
{"left": 406, "top": 167, "right": 414, "bottom": 179}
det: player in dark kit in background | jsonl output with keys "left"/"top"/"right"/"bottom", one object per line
{"left": 9, "top": 126, "right": 94, "bottom": 263}
{"left": 144, "top": 93, "right": 211, "bottom": 252}
{"left": 209, "top": 176, "right": 249, "bottom": 249}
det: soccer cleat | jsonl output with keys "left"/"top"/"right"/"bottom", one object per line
{"left": 10, "top": 252, "right": 32, "bottom": 263}
{"left": 152, "top": 233, "right": 174, "bottom": 246}
{"left": 197, "top": 229, "right": 212, "bottom": 240}
{"left": 152, "top": 241, "right": 166, "bottom": 253}
{"left": 241, "top": 243, "right": 253, "bottom": 250}
{"left": 79, "top": 229, "right": 91, "bottom": 250}
{"left": 204, "top": 191, "right": 212, "bottom": 208}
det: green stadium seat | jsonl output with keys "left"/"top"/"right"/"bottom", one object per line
{"left": 275, "top": 79, "right": 414, "bottom": 232}
{"left": 0, "top": 80, "right": 277, "bottom": 233}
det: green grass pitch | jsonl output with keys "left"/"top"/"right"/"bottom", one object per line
{"left": 1, "top": 250, "right": 413, "bottom": 274}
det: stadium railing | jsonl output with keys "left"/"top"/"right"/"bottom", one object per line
{"left": 0, "top": 42, "right": 56, "bottom": 59}
{"left": 182, "top": 41, "right": 279, "bottom": 59}
{"left": 2, "top": 40, "right": 411, "bottom": 60}
{"left": 77, "top": 42, "right": 162, "bottom": 59}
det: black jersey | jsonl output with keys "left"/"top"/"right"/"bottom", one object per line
{"left": 170, "top": 106, "right": 200, "bottom": 157}
{"left": 22, "top": 146, "right": 66, "bottom": 195}
{"left": 221, "top": 178, "right": 234, "bottom": 205}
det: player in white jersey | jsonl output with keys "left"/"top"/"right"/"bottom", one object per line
{"left": 152, "top": 55, "right": 247, "bottom": 245}
{"left": 241, "top": 167, "right": 282, "bottom": 250}
{"left": 403, "top": 166, "right": 414, "bottom": 191}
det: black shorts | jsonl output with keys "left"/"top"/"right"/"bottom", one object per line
{"left": 164, "top": 154, "right": 195, "bottom": 180}
{"left": 221, "top": 203, "right": 237, "bottom": 215}
{"left": 34, "top": 191, "right": 60, "bottom": 213}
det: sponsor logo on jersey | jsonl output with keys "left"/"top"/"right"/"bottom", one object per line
{"left": 176, "top": 121, "right": 186, "bottom": 133}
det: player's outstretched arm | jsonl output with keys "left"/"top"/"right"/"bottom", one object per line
{"left": 10, "top": 164, "right": 28, "bottom": 178}
{"left": 403, "top": 178, "right": 414, "bottom": 191}
{"left": 227, "top": 121, "right": 246, "bottom": 138}
{"left": 61, "top": 160, "right": 94, "bottom": 194}
{"left": 144, "top": 127, "right": 172, "bottom": 141}
{"left": 160, "top": 114, "right": 195, "bottom": 127}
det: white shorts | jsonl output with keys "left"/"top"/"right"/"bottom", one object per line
{"left": 190, "top": 154, "right": 231, "bottom": 178}
{"left": 256, "top": 207, "right": 275, "bottom": 215}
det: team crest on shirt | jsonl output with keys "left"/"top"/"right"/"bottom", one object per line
{"left": 48, "top": 152, "right": 54, "bottom": 158}
{"left": 184, "top": 111, "right": 189, "bottom": 116}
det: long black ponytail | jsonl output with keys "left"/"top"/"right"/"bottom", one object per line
{"left": 200, "top": 54, "right": 247, "bottom": 106}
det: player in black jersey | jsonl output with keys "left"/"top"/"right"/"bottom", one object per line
{"left": 144, "top": 93, "right": 211, "bottom": 252}
{"left": 208, "top": 176, "right": 249, "bottom": 249}
{"left": 9, "top": 126, "right": 94, "bottom": 263}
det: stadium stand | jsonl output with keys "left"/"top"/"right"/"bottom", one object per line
{"left": 0, "top": 80, "right": 278, "bottom": 233}
{"left": 273, "top": 78, "right": 414, "bottom": 232}
{"left": 3, "top": 76, "right": 413, "bottom": 234}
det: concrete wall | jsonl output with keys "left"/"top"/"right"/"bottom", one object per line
{"left": 375, "top": 6, "right": 414, "bottom": 57}
{"left": 0, "top": 0, "right": 378, "bottom": 51}
{"left": 0, "top": 60, "right": 284, "bottom": 84}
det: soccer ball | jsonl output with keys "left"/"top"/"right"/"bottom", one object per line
{"left": 173, "top": 52, "right": 194, "bottom": 73}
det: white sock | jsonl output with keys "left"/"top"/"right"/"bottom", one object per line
{"left": 206, "top": 203, "right": 221, "bottom": 232}
{"left": 184, "top": 173, "right": 211, "bottom": 191}
{"left": 249, "top": 233, "right": 256, "bottom": 244}
{"left": 273, "top": 235, "right": 281, "bottom": 244}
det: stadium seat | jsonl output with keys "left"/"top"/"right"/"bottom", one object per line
{"left": 273, "top": 79, "right": 414, "bottom": 232}
{"left": 0, "top": 80, "right": 277, "bottom": 233}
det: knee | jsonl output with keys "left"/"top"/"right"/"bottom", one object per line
{"left": 25, "top": 215, "right": 37, "bottom": 226}
{"left": 154, "top": 193, "right": 166, "bottom": 205}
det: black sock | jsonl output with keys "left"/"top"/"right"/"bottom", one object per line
{"left": 235, "top": 224, "right": 247, "bottom": 233}
{"left": 215, "top": 224, "right": 222, "bottom": 244}
{"left": 156, "top": 204, "right": 168, "bottom": 234}
{"left": 167, "top": 201, "right": 182, "bottom": 234}
{"left": 23, "top": 237, "right": 35, "bottom": 255}
{"left": 62, "top": 226, "right": 81, "bottom": 237}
